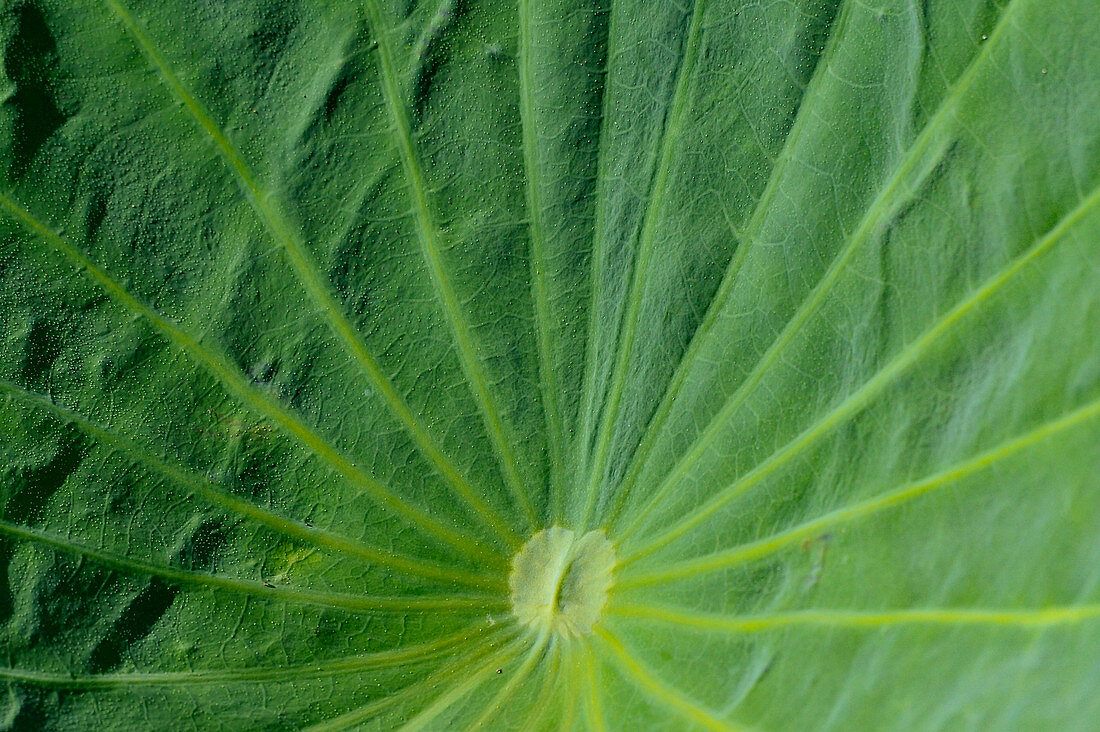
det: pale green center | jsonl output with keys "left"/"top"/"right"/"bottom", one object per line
{"left": 508, "top": 526, "right": 616, "bottom": 639}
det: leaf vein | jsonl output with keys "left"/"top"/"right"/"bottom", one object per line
{"left": 0, "top": 379, "right": 500, "bottom": 591}
{"left": 0, "top": 520, "right": 504, "bottom": 615}
{"left": 617, "top": 385, "right": 1100, "bottom": 587}
{"left": 612, "top": 0, "right": 1025, "bottom": 541}
{"left": 619, "top": 175, "right": 1100, "bottom": 563}
{"left": 0, "top": 192, "right": 502, "bottom": 567}
{"left": 609, "top": 603, "right": 1100, "bottom": 631}
{"left": 360, "top": 0, "right": 539, "bottom": 528}
{"left": 103, "top": 0, "right": 521, "bottom": 552}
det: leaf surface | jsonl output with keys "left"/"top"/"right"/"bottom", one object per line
{"left": 1, "top": 0, "right": 1099, "bottom": 728}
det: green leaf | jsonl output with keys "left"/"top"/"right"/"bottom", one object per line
{"left": 1, "top": 0, "right": 1099, "bottom": 728}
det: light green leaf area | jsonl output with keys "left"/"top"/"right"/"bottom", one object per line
{"left": 1, "top": 0, "right": 1098, "bottom": 728}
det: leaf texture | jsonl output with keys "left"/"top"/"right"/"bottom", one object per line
{"left": 1, "top": 0, "right": 1099, "bottom": 729}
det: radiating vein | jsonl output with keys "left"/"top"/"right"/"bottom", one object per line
{"left": 575, "top": 2, "right": 621, "bottom": 514}
{"left": 0, "top": 379, "right": 500, "bottom": 591}
{"left": 578, "top": 0, "right": 709, "bottom": 530}
{"left": 0, "top": 191, "right": 502, "bottom": 568}
{"left": 581, "top": 642, "right": 608, "bottom": 732}
{"left": 611, "top": 0, "right": 1024, "bottom": 540}
{"left": 519, "top": 0, "right": 567, "bottom": 524}
{"left": 595, "top": 626, "right": 743, "bottom": 731}
{"left": 0, "top": 520, "right": 504, "bottom": 614}
{"left": 610, "top": 603, "right": 1100, "bottom": 632}
{"left": 618, "top": 173, "right": 1100, "bottom": 563}
{"left": 469, "top": 631, "right": 549, "bottom": 730}
{"left": 304, "top": 627, "right": 515, "bottom": 732}
{"left": 0, "top": 623, "right": 489, "bottom": 688}
{"left": 558, "top": 642, "right": 582, "bottom": 732}
{"left": 103, "top": 0, "right": 521, "bottom": 552}
{"left": 602, "top": 0, "right": 854, "bottom": 529}
{"left": 616, "top": 387, "right": 1100, "bottom": 588}
{"left": 359, "top": 0, "right": 539, "bottom": 528}
{"left": 397, "top": 636, "right": 527, "bottom": 731}
{"left": 524, "top": 638, "right": 563, "bottom": 731}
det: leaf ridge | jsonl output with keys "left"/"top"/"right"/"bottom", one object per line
{"left": 0, "top": 624, "right": 488, "bottom": 688}
{"left": 303, "top": 626, "right": 517, "bottom": 732}
{"left": 602, "top": 0, "right": 855, "bottom": 529}
{"left": 523, "top": 638, "right": 563, "bottom": 730}
{"left": 468, "top": 630, "right": 549, "bottom": 730}
{"left": 580, "top": 641, "right": 609, "bottom": 732}
{"left": 557, "top": 642, "right": 583, "bottom": 731}
{"left": 519, "top": 0, "right": 567, "bottom": 524}
{"left": 574, "top": 2, "right": 622, "bottom": 508}
{"left": 396, "top": 636, "right": 528, "bottom": 732}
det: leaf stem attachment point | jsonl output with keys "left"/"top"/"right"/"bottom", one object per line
{"left": 509, "top": 526, "right": 616, "bottom": 639}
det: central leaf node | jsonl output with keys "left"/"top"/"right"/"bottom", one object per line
{"left": 508, "top": 526, "right": 616, "bottom": 639}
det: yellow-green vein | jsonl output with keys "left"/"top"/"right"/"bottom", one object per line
{"left": 469, "top": 630, "right": 549, "bottom": 730}
{"left": 524, "top": 637, "right": 563, "bottom": 731}
{"left": 104, "top": 0, "right": 521, "bottom": 552}
{"left": 0, "top": 520, "right": 505, "bottom": 614}
{"left": 618, "top": 173, "right": 1100, "bottom": 563}
{"left": 359, "top": 0, "right": 539, "bottom": 528}
{"left": 0, "top": 191, "right": 502, "bottom": 568}
{"left": 0, "top": 622, "right": 490, "bottom": 688}
{"left": 580, "top": 642, "right": 608, "bottom": 732}
{"left": 557, "top": 641, "right": 582, "bottom": 731}
{"left": 519, "top": 0, "right": 567, "bottom": 524}
{"left": 397, "top": 636, "right": 528, "bottom": 731}
{"left": 0, "top": 379, "right": 501, "bottom": 591}
{"left": 609, "top": 603, "right": 1100, "bottom": 632}
{"left": 578, "top": 0, "right": 709, "bottom": 531}
{"left": 600, "top": 0, "right": 854, "bottom": 530}
{"left": 611, "top": 0, "right": 1024, "bottom": 542}
{"left": 595, "top": 626, "right": 742, "bottom": 731}
{"left": 615, "top": 387, "right": 1100, "bottom": 588}
{"left": 303, "top": 626, "right": 515, "bottom": 732}
{"left": 574, "top": 0, "right": 619, "bottom": 514}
